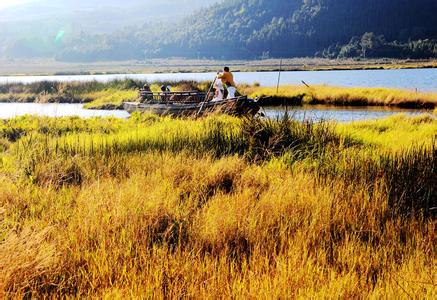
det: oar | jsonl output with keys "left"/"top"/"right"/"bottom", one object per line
{"left": 197, "top": 75, "right": 217, "bottom": 116}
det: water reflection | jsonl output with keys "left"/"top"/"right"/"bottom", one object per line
{"left": 0, "top": 103, "right": 432, "bottom": 122}
{"left": 0, "top": 103, "right": 130, "bottom": 119}
{"left": 261, "top": 105, "right": 430, "bottom": 122}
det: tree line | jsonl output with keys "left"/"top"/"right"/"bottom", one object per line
{"left": 4, "top": 0, "right": 437, "bottom": 61}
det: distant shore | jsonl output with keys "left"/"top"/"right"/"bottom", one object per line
{"left": 0, "top": 58, "right": 436, "bottom": 76}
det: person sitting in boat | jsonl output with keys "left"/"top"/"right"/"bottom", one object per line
{"left": 212, "top": 78, "right": 224, "bottom": 102}
{"left": 217, "top": 67, "right": 237, "bottom": 99}
{"left": 160, "top": 85, "right": 171, "bottom": 101}
{"left": 160, "top": 85, "right": 171, "bottom": 93}
{"left": 140, "top": 84, "right": 153, "bottom": 102}
{"left": 143, "top": 84, "right": 151, "bottom": 92}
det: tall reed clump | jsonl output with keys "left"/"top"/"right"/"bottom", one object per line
{"left": 0, "top": 114, "right": 436, "bottom": 298}
{"left": 12, "top": 114, "right": 349, "bottom": 167}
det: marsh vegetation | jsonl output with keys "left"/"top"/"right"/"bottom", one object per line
{"left": 1, "top": 79, "right": 436, "bottom": 111}
{"left": 0, "top": 113, "right": 436, "bottom": 298}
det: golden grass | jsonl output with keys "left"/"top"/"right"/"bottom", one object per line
{"left": 338, "top": 114, "right": 437, "bottom": 151}
{"left": 1, "top": 78, "right": 436, "bottom": 110}
{"left": 79, "top": 84, "right": 437, "bottom": 110}
{"left": 82, "top": 89, "right": 138, "bottom": 109}
{"left": 1, "top": 154, "right": 435, "bottom": 298}
{"left": 0, "top": 114, "right": 436, "bottom": 298}
{"left": 242, "top": 85, "right": 437, "bottom": 108}
{"left": 81, "top": 82, "right": 208, "bottom": 109}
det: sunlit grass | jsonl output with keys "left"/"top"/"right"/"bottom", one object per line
{"left": 337, "top": 114, "right": 437, "bottom": 150}
{"left": 242, "top": 84, "right": 437, "bottom": 108}
{"left": 0, "top": 114, "right": 435, "bottom": 298}
{"left": 0, "top": 79, "right": 211, "bottom": 109}
{"left": 2, "top": 79, "right": 436, "bottom": 110}
{"left": 82, "top": 89, "right": 138, "bottom": 109}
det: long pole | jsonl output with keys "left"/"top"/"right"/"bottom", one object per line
{"left": 197, "top": 75, "right": 217, "bottom": 116}
{"left": 276, "top": 58, "right": 283, "bottom": 94}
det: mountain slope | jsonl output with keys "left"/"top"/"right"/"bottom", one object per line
{"left": 2, "top": 0, "right": 437, "bottom": 61}
{"left": 142, "top": 0, "right": 437, "bottom": 59}
{"left": 0, "top": 0, "right": 218, "bottom": 32}
{"left": 0, "top": 0, "right": 218, "bottom": 58}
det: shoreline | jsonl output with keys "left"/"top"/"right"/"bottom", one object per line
{"left": 0, "top": 58, "right": 436, "bottom": 77}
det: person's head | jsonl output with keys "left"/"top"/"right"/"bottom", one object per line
{"left": 224, "top": 67, "right": 230, "bottom": 72}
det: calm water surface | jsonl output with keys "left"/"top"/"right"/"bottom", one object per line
{"left": 0, "top": 103, "right": 429, "bottom": 122}
{"left": 262, "top": 106, "right": 429, "bottom": 123}
{"left": 0, "top": 103, "right": 130, "bottom": 119}
{"left": 0, "top": 68, "right": 436, "bottom": 91}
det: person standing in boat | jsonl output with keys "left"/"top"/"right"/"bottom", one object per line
{"left": 217, "top": 67, "right": 237, "bottom": 99}
{"left": 212, "top": 78, "right": 224, "bottom": 102}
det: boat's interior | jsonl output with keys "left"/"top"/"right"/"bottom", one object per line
{"left": 140, "top": 90, "right": 206, "bottom": 103}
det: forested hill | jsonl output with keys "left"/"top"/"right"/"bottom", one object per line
{"left": 3, "top": 0, "right": 437, "bottom": 61}
{"left": 141, "top": 0, "right": 437, "bottom": 59}
{"left": 0, "top": 0, "right": 217, "bottom": 59}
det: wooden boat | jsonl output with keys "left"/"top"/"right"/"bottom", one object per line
{"left": 123, "top": 90, "right": 260, "bottom": 117}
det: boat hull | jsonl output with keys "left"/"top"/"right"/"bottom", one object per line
{"left": 123, "top": 97, "right": 259, "bottom": 117}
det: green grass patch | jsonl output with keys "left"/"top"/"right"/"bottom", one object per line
{"left": 82, "top": 89, "right": 138, "bottom": 109}
{"left": 337, "top": 114, "right": 437, "bottom": 150}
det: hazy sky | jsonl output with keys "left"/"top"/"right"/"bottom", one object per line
{"left": 0, "top": 0, "right": 35, "bottom": 10}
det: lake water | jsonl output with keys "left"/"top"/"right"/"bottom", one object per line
{"left": 0, "top": 103, "right": 130, "bottom": 119}
{"left": 1, "top": 68, "right": 434, "bottom": 122}
{"left": 0, "top": 103, "right": 429, "bottom": 122}
{"left": 0, "top": 68, "right": 436, "bottom": 91}
{"left": 262, "top": 106, "right": 428, "bottom": 123}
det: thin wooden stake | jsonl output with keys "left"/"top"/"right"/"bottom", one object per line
{"left": 276, "top": 58, "right": 283, "bottom": 94}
